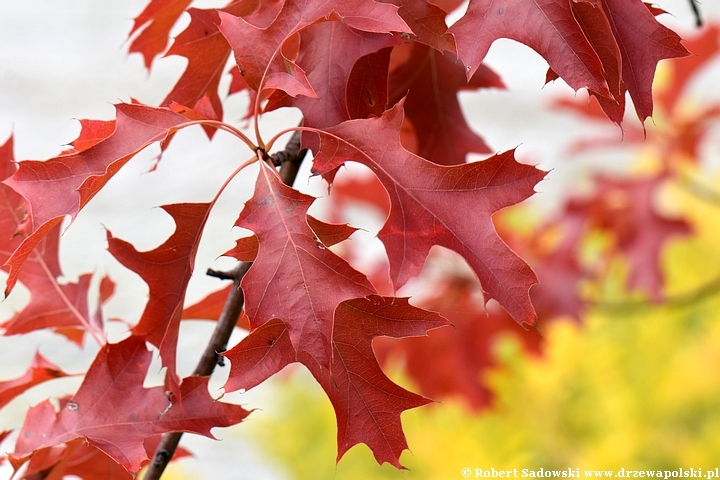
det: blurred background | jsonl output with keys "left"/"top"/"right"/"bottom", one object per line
{"left": 2, "top": 1, "right": 720, "bottom": 479}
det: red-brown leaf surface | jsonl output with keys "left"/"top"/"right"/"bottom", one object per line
{"left": 2, "top": 141, "right": 101, "bottom": 341}
{"left": 228, "top": 163, "right": 376, "bottom": 369}
{"left": 2, "top": 104, "right": 189, "bottom": 295}
{"left": 158, "top": 2, "right": 262, "bottom": 126}
{"left": 384, "top": 0, "right": 456, "bottom": 52}
{"left": 219, "top": 0, "right": 410, "bottom": 96}
{"left": 11, "top": 335, "right": 249, "bottom": 475}
{"left": 600, "top": 0, "right": 689, "bottom": 122}
{"left": 450, "top": 0, "right": 611, "bottom": 97}
{"left": 346, "top": 48, "right": 393, "bottom": 120}
{"left": 221, "top": 163, "right": 452, "bottom": 466}
{"left": 310, "top": 103, "right": 545, "bottom": 326}
{"left": 569, "top": 0, "right": 625, "bottom": 124}
{"left": 322, "top": 296, "right": 447, "bottom": 466}
{"left": 128, "top": 0, "right": 193, "bottom": 68}
{"left": 0, "top": 352, "right": 70, "bottom": 409}
{"left": 224, "top": 295, "right": 448, "bottom": 467}
{"left": 17, "top": 437, "right": 189, "bottom": 480}
{"left": 264, "top": 21, "right": 402, "bottom": 133}
{"left": 107, "top": 203, "right": 212, "bottom": 385}
{"left": 388, "top": 42, "right": 502, "bottom": 165}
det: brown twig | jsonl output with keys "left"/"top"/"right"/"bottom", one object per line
{"left": 143, "top": 131, "right": 307, "bottom": 480}
{"left": 689, "top": 0, "right": 702, "bottom": 27}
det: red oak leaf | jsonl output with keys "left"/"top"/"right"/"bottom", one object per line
{"left": 222, "top": 163, "right": 452, "bottom": 464}
{"left": 3, "top": 104, "right": 190, "bottom": 296}
{"left": 158, "top": 3, "right": 262, "bottom": 129}
{"left": 17, "top": 436, "right": 191, "bottom": 480}
{"left": 264, "top": 21, "right": 403, "bottom": 134}
{"left": 182, "top": 284, "right": 235, "bottom": 322}
{"left": 107, "top": 203, "right": 212, "bottom": 387}
{"left": 1, "top": 218, "right": 101, "bottom": 343}
{"left": 346, "top": 48, "right": 393, "bottom": 120}
{"left": 219, "top": 0, "right": 410, "bottom": 97}
{"left": 310, "top": 102, "right": 545, "bottom": 326}
{"left": 128, "top": 0, "right": 193, "bottom": 68}
{"left": 11, "top": 335, "right": 249, "bottom": 475}
{"left": 228, "top": 163, "right": 376, "bottom": 369}
{"left": 600, "top": 0, "right": 689, "bottom": 123}
{"left": 0, "top": 352, "right": 70, "bottom": 409}
{"left": 385, "top": 0, "right": 456, "bottom": 52}
{"left": 322, "top": 296, "right": 448, "bottom": 466}
{"left": 449, "top": 0, "right": 611, "bottom": 97}
{"left": 63, "top": 119, "right": 117, "bottom": 154}
{"left": 2, "top": 137, "right": 97, "bottom": 341}
{"left": 569, "top": 0, "right": 624, "bottom": 124}
{"left": 224, "top": 295, "right": 448, "bottom": 467}
{"left": 388, "top": 42, "right": 501, "bottom": 165}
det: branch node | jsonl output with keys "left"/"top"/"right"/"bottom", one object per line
{"left": 206, "top": 268, "right": 236, "bottom": 280}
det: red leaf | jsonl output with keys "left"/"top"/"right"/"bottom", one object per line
{"left": 64, "top": 119, "right": 117, "bottom": 154}
{"left": 1, "top": 218, "right": 100, "bottom": 343}
{"left": 222, "top": 165, "right": 451, "bottom": 465}
{"left": 570, "top": 0, "right": 625, "bottom": 124}
{"left": 19, "top": 437, "right": 189, "bottom": 480}
{"left": 181, "top": 284, "right": 234, "bottom": 321}
{"left": 323, "top": 296, "right": 447, "bottom": 466}
{"left": 107, "top": 203, "right": 211, "bottom": 385}
{"left": 0, "top": 352, "right": 70, "bottom": 409}
{"left": 385, "top": 0, "right": 456, "bottom": 52}
{"left": 346, "top": 48, "right": 393, "bottom": 120}
{"left": 229, "top": 163, "right": 376, "bottom": 368}
{"left": 224, "top": 296, "right": 448, "bottom": 467}
{"left": 388, "top": 42, "right": 499, "bottom": 165}
{"left": 264, "top": 21, "right": 403, "bottom": 133}
{"left": 128, "top": 0, "right": 193, "bottom": 68}
{"left": 600, "top": 0, "right": 689, "bottom": 122}
{"left": 159, "top": 7, "right": 251, "bottom": 128}
{"left": 219, "top": 0, "right": 410, "bottom": 97}
{"left": 11, "top": 335, "right": 249, "bottom": 475}
{"left": 450, "top": 0, "right": 611, "bottom": 97}
{"left": 310, "top": 102, "right": 545, "bottom": 326}
{"left": 3, "top": 104, "right": 189, "bottom": 295}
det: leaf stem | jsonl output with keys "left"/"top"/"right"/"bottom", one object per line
{"left": 143, "top": 125, "right": 307, "bottom": 480}
{"left": 173, "top": 119, "right": 257, "bottom": 151}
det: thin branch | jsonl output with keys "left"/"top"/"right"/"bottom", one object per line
{"left": 689, "top": 0, "right": 702, "bottom": 27}
{"left": 590, "top": 272, "right": 720, "bottom": 314}
{"left": 143, "top": 125, "right": 307, "bottom": 480}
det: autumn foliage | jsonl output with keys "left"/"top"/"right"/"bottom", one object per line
{"left": 0, "top": 0, "right": 708, "bottom": 477}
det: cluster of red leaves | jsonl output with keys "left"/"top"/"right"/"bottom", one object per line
{"left": 0, "top": 0, "right": 695, "bottom": 476}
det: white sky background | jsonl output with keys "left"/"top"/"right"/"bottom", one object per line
{"left": 0, "top": 1, "right": 718, "bottom": 478}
